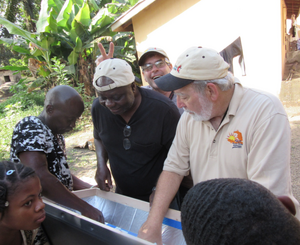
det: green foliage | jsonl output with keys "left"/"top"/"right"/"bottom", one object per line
{"left": 5, "top": 83, "right": 45, "bottom": 111}
{"left": 0, "top": 0, "right": 140, "bottom": 95}
{"left": 8, "top": 58, "right": 26, "bottom": 67}
{"left": 0, "top": 92, "right": 44, "bottom": 160}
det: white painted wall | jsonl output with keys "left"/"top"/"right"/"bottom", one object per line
{"left": 136, "top": 0, "right": 282, "bottom": 95}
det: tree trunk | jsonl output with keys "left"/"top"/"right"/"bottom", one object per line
{"left": 22, "top": 0, "right": 37, "bottom": 32}
{"left": 78, "top": 52, "right": 95, "bottom": 97}
{"left": 2, "top": 0, "right": 20, "bottom": 38}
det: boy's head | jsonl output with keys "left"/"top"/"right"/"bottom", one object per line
{"left": 181, "top": 178, "right": 300, "bottom": 245}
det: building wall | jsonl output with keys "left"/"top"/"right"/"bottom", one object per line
{"left": 0, "top": 70, "right": 21, "bottom": 85}
{"left": 133, "top": 0, "right": 282, "bottom": 96}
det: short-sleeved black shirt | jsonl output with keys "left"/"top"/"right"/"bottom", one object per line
{"left": 92, "top": 87, "right": 180, "bottom": 201}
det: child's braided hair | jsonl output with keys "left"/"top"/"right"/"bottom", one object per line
{"left": 0, "top": 160, "right": 36, "bottom": 218}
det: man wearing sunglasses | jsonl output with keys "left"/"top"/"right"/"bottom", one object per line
{"left": 139, "top": 47, "right": 184, "bottom": 115}
{"left": 91, "top": 57, "right": 181, "bottom": 205}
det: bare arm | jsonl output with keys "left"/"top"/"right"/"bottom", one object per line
{"left": 18, "top": 151, "right": 104, "bottom": 223}
{"left": 94, "top": 138, "right": 113, "bottom": 191}
{"left": 72, "top": 174, "right": 92, "bottom": 190}
{"left": 138, "top": 171, "right": 183, "bottom": 244}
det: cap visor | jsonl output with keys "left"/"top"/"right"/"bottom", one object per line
{"left": 155, "top": 73, "right": 194, "bottom": 91}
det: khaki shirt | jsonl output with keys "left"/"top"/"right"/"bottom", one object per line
{"left": 164, "top": 83, "right": 300, "bottom": 219}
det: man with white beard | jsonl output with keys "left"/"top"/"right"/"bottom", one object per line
{"left": 138, "top": 46, "right": 300, "bottom": 244}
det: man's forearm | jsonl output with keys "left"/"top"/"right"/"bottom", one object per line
{"left": 138, "top": 171, "right": 183, "bottom": 244}
{"left": 72, "top": 174, "right": 92, "bottom": 190}
{"left": 94, "top": 138, "right": 108, "bottom": 167}
{"left": 41, "top": 172, "right": 92, "bottom": 213}
{"left": 148, "top": 171, "right": 183, "bottom": 223}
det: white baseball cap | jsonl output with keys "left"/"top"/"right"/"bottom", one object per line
{"left": 138, "top": 47, "right": 170, "bottom": 66}
{"left": 93, "top": 58, "right": 135, "bottom": 92}
{"left": 155, "top": 46, "right": 230, "bottom": 91}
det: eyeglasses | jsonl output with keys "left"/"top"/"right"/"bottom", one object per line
{"left": 123, "top": 125, "right": 131, "bottom": 150}
{"left": 142, "top": 59, "right": 168, "bottom": 72}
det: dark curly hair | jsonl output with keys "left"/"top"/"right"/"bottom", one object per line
{"left": 181, "top": 178, "right": 300, "bottom": 245}
{"left": 0, "top": 160, "right": 36, "bottom": 218}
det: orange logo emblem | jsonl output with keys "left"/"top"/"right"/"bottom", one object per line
{"left": 227, "top": 130, "right": 243, "bottom": 148}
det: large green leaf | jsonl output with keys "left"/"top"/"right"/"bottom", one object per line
{"left": 89, "top": 0, "right": 100, "bottom": 11}
{"left": 91, "top": 8, "right": 105, "bottom": 26}
{"left": 57, "top": 0, "right": 73, "bottom": 30}
{"left": 49, "top": 0, "right": 63, "bottom": 16}
{"left": 0, "top": 17, "right": 38, "bottom": 45}
{"left": 31, "top": 48, "right": 43, "bottom": 57}
{"left": 40, "top": 37, "right": 55, "bottom": 50}
{"left": 0, "top": 38, "right": 15, "bottom": 45}
{"left": 91, "top": 9, "right": 114, "bottom": 32}
{"left": 70, "top": 20, "right": 87, "bottom": 43}
{"left": 44, "top": 32, "right": 75, "bottom": 49}
{"left": 47, "top": 7, "right": 58, "bottom": 33}
{"left": 129, "top": 0, "right": 139, "bottom": 6}
{"left": 38, "top": 66, "right": 51, "bottom": 77}
{"left": 82, "top": 36, "right": 111, "bottom": 49}
{"left": 0, "top": 66, "right": 29, "bottom": 71}
{"left": 36, "top": 0, "right": 50, "bottom": 33}
{"left": 12, "top": 46, "right": 31, "bottom": 55}
{"left": 68, "top": 50, "right": 79, "bottom": 65}
{"left": 68, "top": 37, "right": 82, "bottom": 65}
{"left": 74, "top": 2, "right": 91, "bottom": 27}
{"left": 63, "top": 65, "right": 76, "bottom": 75}
{"left": 107, "top": 4, "right": 118, "bottom": 14}
{"left": 73, "top": 0, "right": 83, "bottom": 5}
{"left": 74, "top": 37, "right": 82, "bottom": 52}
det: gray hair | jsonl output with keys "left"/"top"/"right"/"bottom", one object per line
{"left": 193, "top": 72, "right": 235, "bottom": 93}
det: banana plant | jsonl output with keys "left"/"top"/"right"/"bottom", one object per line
{"left": 0, "top": 0, "right": 139, "bottom": 94}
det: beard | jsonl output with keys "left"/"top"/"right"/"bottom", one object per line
{"left": 183, "top": 94, "right": 213, "bottom": 121}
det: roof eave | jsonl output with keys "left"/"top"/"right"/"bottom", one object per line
{"left": 111, "top": 0, "right": 156, "bottom": 32}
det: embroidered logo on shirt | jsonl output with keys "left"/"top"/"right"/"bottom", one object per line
{"left": 227, "top": 130, "right": 243, "bottom": 148}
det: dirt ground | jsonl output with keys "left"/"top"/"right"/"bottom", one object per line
{"left": 286, "top": 107, "right": 300, "bottom": 202}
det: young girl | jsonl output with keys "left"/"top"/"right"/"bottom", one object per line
{"left": 0, "top": 160, "right": 46, "bottom": 245}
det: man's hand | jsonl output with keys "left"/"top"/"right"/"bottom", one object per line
{"left": 82, "top": 206, "right": 105, "bottom": 223}
{"left": 138, "top": 220, "right": 163, "bottom": 245}
{"left": 95, "top": 164, "right": 113, "bottom": 191}
{"left": 95, "top": 42, "right": 114, "bottom": 66}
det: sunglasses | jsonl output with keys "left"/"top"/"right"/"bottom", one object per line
{"left": 123, "top": 125, "right": 131, "bottom": 150}
{"left": 142, "top": 59, "right": 168, "bottom": 72}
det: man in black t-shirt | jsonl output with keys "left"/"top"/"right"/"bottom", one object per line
{"left": 92, "top": 58, "right": 180, "bottom": 202}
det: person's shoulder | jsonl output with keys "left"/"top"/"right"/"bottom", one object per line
{"left": 92, "top": 97, "right": 99, "bottom": 106}
{"left": 140, "top": 87, "right": 176, "bottom": 107}
{"left": 140, "top": 87, "right": 180, "bottom": 114}
{"left": 91, "top": 97, "right": 103, "bottom": 111}
{"left": 244, "top": 86, "right": 277, "bottom": 100}
{"left": 243, "top": 86, "right": 286, "bottom": 115}
{"left": 15, "top": 116, "right": 42, "bottom": 128}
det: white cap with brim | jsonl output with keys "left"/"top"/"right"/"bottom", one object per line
{"left": 138, "top": 47, "right": 169, "bottom": 66}
{"left": 155, "top": 46, "right": 230, "bottom": 91}
{"left": 93, "top": 58, "right": 135, "bottom": 92}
